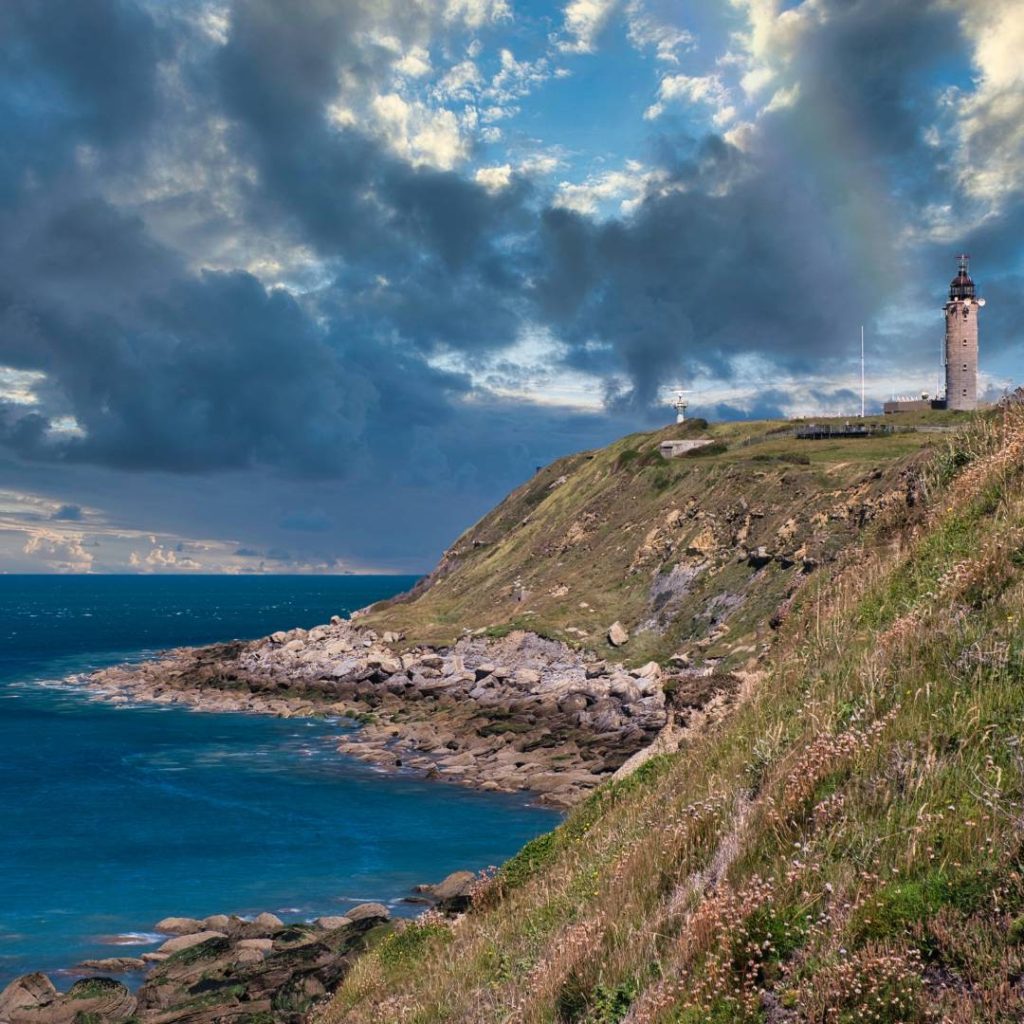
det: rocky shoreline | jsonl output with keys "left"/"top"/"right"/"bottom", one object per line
{"left": 70, "top": 619, "right": 718, "bottom": 809}
{"left": 0, "top": 874, "right": 478, "bottom": 1024}
{"left": 4, "top": 617, "right": 741, "bottom": 1021}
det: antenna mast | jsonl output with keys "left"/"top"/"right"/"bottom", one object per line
{"left": 860, "top": 325, "right": 865, "bottom": 418}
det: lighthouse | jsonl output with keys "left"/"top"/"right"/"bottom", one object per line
{"left": 944, "top": 254, "right": 984, "bottom": 411}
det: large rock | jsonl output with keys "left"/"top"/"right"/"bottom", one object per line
{"left": 0, "top": 975, "right": 137, "bottom": 1024}
{"left": 431, "top": 870, "right": 477, "bottom": 913}
{"left": 74, "top": 957, "right": 146, "bottom": 973}
{"left": 608, "top": 621, "right": 629, "bottom": 646}
{"left": 314, "top": 916, "right": 353, "bottom": 931}
{"left": 154, "top": 915, "right": 203, "bottom": 935}
{"left": 431, "top": 870, "right": 477, "bottom": 901}
{"left": 345, "top": 902, "right": 390, "bottom": 923}
{"left": 0, "top": 973, "right": 57, "bottom": 1019}
{"left": 201, "top": 913, "right": 232, "bottom": 932}
{"left": 155, "top": 929, "right": 227, "bottom": 956}
{"left": 251, "top": 911, "right": 284, "bottom": 933}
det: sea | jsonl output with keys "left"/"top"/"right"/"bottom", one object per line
{"left": 0, "top": 575, "right": 560, "bottom": 987}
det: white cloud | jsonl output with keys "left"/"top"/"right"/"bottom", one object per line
{"left": 436, "top": 58, "right": 484, "bottom": 101}
{"left": 488, "top": 48, "right": 551, "bottom": 102}
{"left": 474, "top": 163, "right": 513, "bottom": 191}
{"left": 951, "top": 0, "right": 1024, "bottom": 210}
{"left": 396, "top": 45, "right": 433, "bottom": 78}
{"left": 326, "top": 103, "right": 358, "bottom": 128}
{"left": 23, "top": 529, "right": 94, "bottom": 573}
{"left": 130, "top": 545, "right": 202, "bottom": 570}
{"left": 474, "top": 152, "right": 563, "bottom": 192}
{"left": 723, "top": 0, "right": 823, "bottom": 109}
{"left": 625, "top": 0, "right": 694, "bottom": 63}
{"left": 559, "top": 0, "right": 619, "bottom": 54}
{"left": 554, "top": 160, "right": 669, "bottom": 217}
{"left": 0, "top": 366, "right": 46, "bottom": 405}
{"left": 519, "top": 152, "right": 563, "bottom": 176}
{"left": 442, "top": 0, "right": 511, "bottom": 29}
{"left": 481, "top": 103, "right": 517, "bottom": 123}
{"left": 370, "top": 93, "right": 470, "bottom": 170}
{"left": 645, "top": 73, "right": 734, "bottom": 123}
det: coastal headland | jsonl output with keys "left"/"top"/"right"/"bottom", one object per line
{"left": 3, "top": 414, "right": 964, "bottom": 1023}
{"left": 73, "top": 417, "right": 940, "bottom": 809}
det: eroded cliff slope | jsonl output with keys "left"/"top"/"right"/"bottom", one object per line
{"left": 365, "top": 417, "right": 939, "bottom": 667}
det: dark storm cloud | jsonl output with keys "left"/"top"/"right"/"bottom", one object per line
{"left": 50, "top": 504, "right": 83, "bottom": 521}
{"left": 0, "top": 0, "right": 529, "bottom": 478}
{"left": 0, "top": 0, "right": 167, "bottom": 200}
{"left": 214, "top": 0, "right": 534, "bottom": 353}
{"left": 536, "top": 139, "right": 873, "bottom": 405}
{"left": 0, "top": 193, "right": 373, "bottom": 473}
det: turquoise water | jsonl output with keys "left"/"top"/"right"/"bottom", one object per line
{"left": 0, "top": 576, "right": 559, "bottom": 986}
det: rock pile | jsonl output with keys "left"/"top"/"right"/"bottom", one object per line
{"left": 79, "top": 626, "right": 673, "bottom": 807}
{"left": 0, "top": 905, "right": 393, "bottom": 1024}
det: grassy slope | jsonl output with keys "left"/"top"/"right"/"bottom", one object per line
{"left": 365, "top": 416, "right": 946, "bottom": 668}
{"left": 325, "top": 408, "right": 1024, "bottom": 1024}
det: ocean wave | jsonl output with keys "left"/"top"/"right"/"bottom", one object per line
{"left": 92, "top": 932, "right": 162, "bottom": 946}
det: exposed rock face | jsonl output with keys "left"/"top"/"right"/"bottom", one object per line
{"left": 77, "top": 627, "right": 673, "bottom": 807}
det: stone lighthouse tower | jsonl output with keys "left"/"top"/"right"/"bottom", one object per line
{"left": 944, "top": 254, "right": 984, "bottom": 411}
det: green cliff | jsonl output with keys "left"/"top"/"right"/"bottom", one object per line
{"left": 324, "top": 408, "right": 1024, "bottom": 1023}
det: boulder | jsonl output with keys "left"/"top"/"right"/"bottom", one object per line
{"left": 431, "top": 870, "right": 477, "bottom": 901}
{"left": 0, "top": 973, "right": 57, "bottom": 1019}
{"left": 608, "top": 621, "right": 629, "bottom": 646}
{"left": 558, "top": 692, "right": 589, "bottom": 713}
{"left": 237, "top": 938, "right": 274, "bottom": 951}
{"left": 314, "top": 916, "right": 353, "bottom": 931}
{"left": 634, "top": 661, "right": 661, "bottom": 680}
{"left": 154, "top": 915, "right": 203, "bottom": 935}
{"left": 252, "top": 911, "right": 284, "bottom": 933}
{"left": 74, "top": 957, "right": 146, "bottom": 973}
{"left": 156, "top": 929, "right": 227, "bottom": 956}
{"left": 0, "top": 976, "right": 137, "bottom": 1024}
{"left": 515, "top": 668, "right": 541, "bottom": 687}
{"left": 201, "top": 913, "right": 232, "bottom": 932}
{"left": 345, "top": 902, "right": 390, "bottom": 923}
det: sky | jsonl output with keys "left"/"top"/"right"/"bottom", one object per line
{"left": 1, "top": 0, "right": 1022, "bottom": 574}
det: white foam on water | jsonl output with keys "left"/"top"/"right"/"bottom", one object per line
{"left": 94, "top": 932, "right": 163, "bottom": 946}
